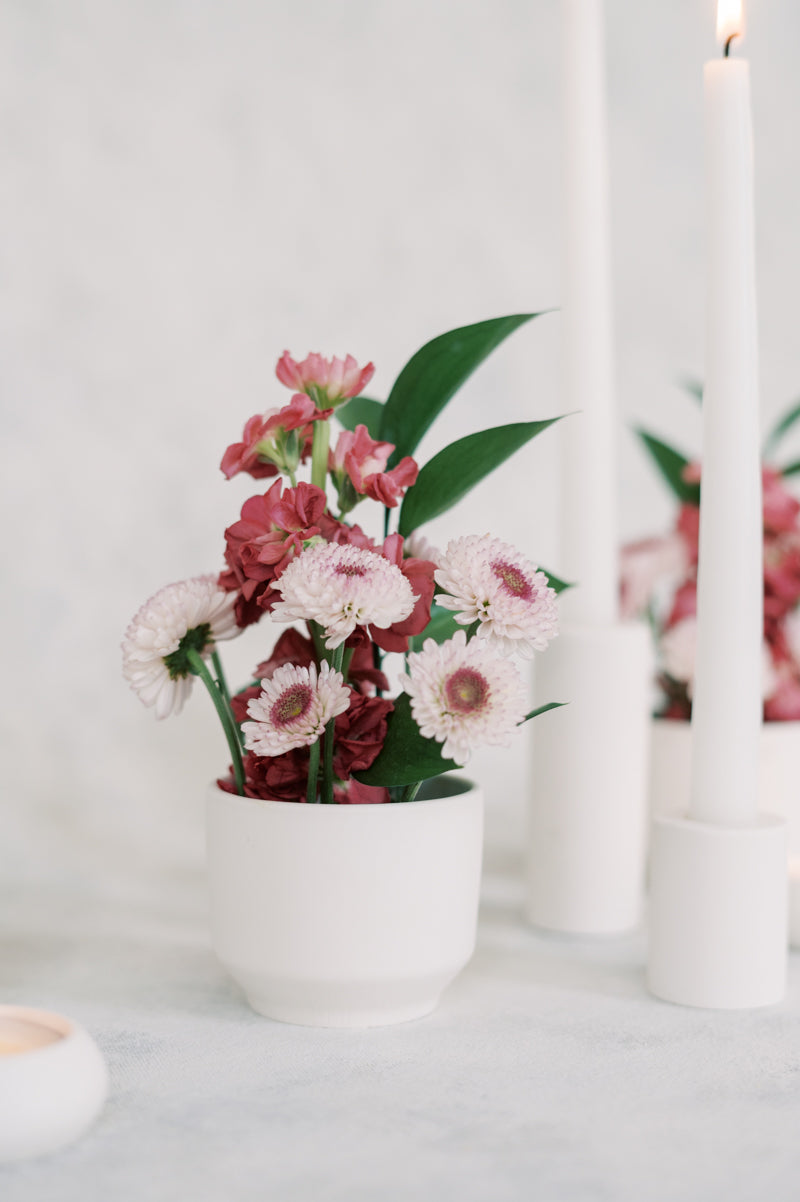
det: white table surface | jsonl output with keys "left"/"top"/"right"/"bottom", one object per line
{"left": 2, "top": 830, "right": 800, "bottom": 1202}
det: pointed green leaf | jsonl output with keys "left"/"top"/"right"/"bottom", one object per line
{"left": 354, "top": 693, "right": 459, "bottom": 787}
{"left": 518, "top": 701, "right": 567, "bottom": 725}
{"left": 634, "top": 428, "right": 700, "bottom": 505}
{"left": 679, "top": 376, "right": 704, "bottom": 404}
{"left": 379, "top": 313, "right": 545, "bottom": 466}
{"left": 765, "top": 397, "right": 800, "bottom": 457}
{"left": 336, "top": 395, "right": 384, "bottom": 438}
{"left": 398, "top": 418, "right": 561, "bottom": 537}
{"left": 779, "top": 458, "right": 800, "bottom": 478}
{"left": 540, "top": 569, "right": 572, "bottom": 595}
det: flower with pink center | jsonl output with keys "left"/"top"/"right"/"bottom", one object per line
{"left": 276, "top": 351, "right": 375, "bottom": 407}
{"left": 329, "top": 424, "right": 419, "bottom": 510}
{"left": 404, "top": 630, "right": 527, "bottom": 765}
{"left": 220, "top": 394, "right": 332, "bottom": 481}
{"left": 619, "top": 533, "right": 689, "bottom": 621}
{"left": 660, "top": 614, "right": 777, "bottom": 701}
{"left": 122, "top": 576, "right": 240, "bottom": 719}
{"left": 434, "top": 534, "right": 559, "bottom": 657}
{"left": 242, "top": 661, "right": 350, "bottom": 757}
{"left": 271, "top": 542, "right": 417, "bottom": 649}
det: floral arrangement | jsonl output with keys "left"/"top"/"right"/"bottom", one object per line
{"left": 621, "top": 388, "right": 800, "bottom": 721}
{"left": 122, "top": 316, "right": 565, "bottom": 803}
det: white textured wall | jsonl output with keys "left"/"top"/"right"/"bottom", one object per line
{"left": 3, "top": 0, "right": 800, "bottom": 888}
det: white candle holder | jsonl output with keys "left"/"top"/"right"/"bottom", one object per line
{"left": 0, "top": 1006, "right": 108, "bottom": 1163}
{"left": 526, "top": 621, "right": 652, "bottom": 934}
{"left": 648, "top": 813, "right": 787, "bottom": 1009}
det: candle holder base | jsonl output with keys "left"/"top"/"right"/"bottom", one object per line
{"left": 648, "top": 813, "right": 787, "bottom": 1009}
{"left": 526, "top": 621, "right": 652, "bottom": 935}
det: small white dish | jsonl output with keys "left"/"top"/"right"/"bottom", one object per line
{"left": 0, "top": 1005, "right": 108, "bottom": 1162}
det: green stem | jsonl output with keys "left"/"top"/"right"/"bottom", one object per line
{"left": 306, "top": 736, "right": 321, "bottom": 804}
{"left": 187, "top": 648, "right": 245, "bottom": 796}
{"left": 399, "top": 781, "right": 422, "bottom": 804}
{"left": 310, "top": 419, "right": 331, "bottom": 493}
{"left": 321, "top": 643, "right": 345, "bottom": 804}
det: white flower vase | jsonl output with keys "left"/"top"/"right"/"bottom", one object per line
{"left": 205, "top": 776, "right": 483, "bottom": 1027}
{"left": 650, "top": 717, "right": 800, "bottom": 948}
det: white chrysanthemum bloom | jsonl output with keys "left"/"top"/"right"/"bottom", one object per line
{"left": 659, "top": 616, "right": 697, "bottom": 691}
{"left": 242, "top": 661, "right": 351, "bottom": 756}
{"left": 271, "top": 542, "right": 417, "bottom": 649}
{"left": 403, "top": 530, "right": 440, "bottom": 566}
{"left": 662, "top": 615, "right": 777, "bottom": 701}
{"left": 404, "top": 630, "right": 527, "bottom": 765}
{"left": 434, "top": 534, "right": 559, "bottom": 657}
{"left": 122, "top": 576, "right": 239, "bottom": 719}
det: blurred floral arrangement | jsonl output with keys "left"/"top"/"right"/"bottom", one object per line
{"left": 621, "top": 386, "right": 800, "bottom": 721}
{"left": 122, "top": 317, "right": 565, "bottom": 803}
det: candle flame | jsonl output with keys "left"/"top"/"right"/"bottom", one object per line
{"left": 717, "top": 0, "right": 744, "bottom": 46}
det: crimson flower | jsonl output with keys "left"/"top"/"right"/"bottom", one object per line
{"left": 220, "top": 395, "right": 332, "bottom": 482}
{"left": 219, "top": 479, "right": 327, "bottom": 626}
{"left": 276, "top": 351, "right": 375, "bottom": 407}
{"left": 329, "top": 425, "right": 419, "bottom": 511}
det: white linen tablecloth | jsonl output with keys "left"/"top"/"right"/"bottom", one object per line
{"left": 2, "top": 833, "right": 800, "bottom": 1202}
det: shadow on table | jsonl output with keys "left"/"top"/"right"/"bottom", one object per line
{"left": 470, "top": 842, "right": 647, "bottom": 1003}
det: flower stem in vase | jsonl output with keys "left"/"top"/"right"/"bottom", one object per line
{"left": 320, "top": 643, "right": 345, "bottom": 804}
{"left": 306, "top": 737, "right": 321, "bottom": 804}
{"left": 186, "top": 647, "right": 245, "bottom": 796}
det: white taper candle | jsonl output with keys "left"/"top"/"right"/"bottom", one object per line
{"left": 560, "top": 0, "right": 619, "bottom": 626}
{"left": 690, "top": 13, "right": 762, "bottom": 827}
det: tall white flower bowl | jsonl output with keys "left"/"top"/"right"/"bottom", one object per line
{"left": 205, "top": 776, "right": 483, "bottom": 1027}
{"left": 649, "top": 717, "right": 800, "bottom": 948}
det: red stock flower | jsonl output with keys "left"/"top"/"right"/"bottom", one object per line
{"left": 764, "top": 531, "right": 800, "bottom": 621}
{"left": 330, "top": 425, "right": 419, "bottom": 510}
{"left": 763, "top": 467, "right": 800, "bottom": 534}
{"left": 219, "top": 479, "right": 328, "bottom": 627}
{"left": 220, "top": 395, "right": 332, "bottom": 482}
{"left": 333, "top": 780, "right": 390, "bottom": 804}
{"left": 332, "top": 692, "right": 394, "bottom": 777}
{"left": 276, "top": 351, "right": 375, "bottom": 407}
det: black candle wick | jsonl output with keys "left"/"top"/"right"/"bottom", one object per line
{"left": 723, "top": 33, "right": 739, "bottom": 58}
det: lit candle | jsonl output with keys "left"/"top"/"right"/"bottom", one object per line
{"left": 0, "top": 1015, "right": 63, "bottom": 1056}
{"left": 689, "top": 0, "right": 762, "bottom": 826}
{"left": 560, "top": 0, "right": 618, "bottom": 626}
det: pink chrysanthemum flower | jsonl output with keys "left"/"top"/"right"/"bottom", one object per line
{"left": 241, "top": 661, "right": 351, "bottom": 756}
{"left": 276, "top": 351, "right": 375, "bottom": 407}
{"left": 122, "top": 576, "right": 239, "bottom": 719}
{"left": 434, "top": 534, "right": 559, "bottom": 657}
{"left": 404, "top": 630, "right": 527, "bottom": 765}
{"left": 271, "top": 542, "right": 417, "bottom": 649}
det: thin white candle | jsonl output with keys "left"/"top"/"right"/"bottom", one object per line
{"left": 560, "top": 0, "right": 618, "bottom": 626}
{"left": 689, "top": 1, "right": 762, "bottom": 826}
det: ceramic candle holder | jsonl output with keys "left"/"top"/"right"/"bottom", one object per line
{"left": 0, "top": 1006, "right": 108, "bottom": 1163}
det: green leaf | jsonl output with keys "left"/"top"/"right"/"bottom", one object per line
{"left": 765, "top": 397, "right": 800, "bottom": 457}
{"left": 679, "top": 376, "right": 704, "bottom": 404}
{"left": 354, "top": 693, "right": 459, "bottom": 787}
{"left": 540, "top": 569, "right": 572, "bottom": 595}
{"left": 519, "top": 701, "right": 567, "bottom": 724}
{"left": 398, "top": 418, "right": 561, "bottom": 537}
{"left": 779, "top": 458, "right": 800, "bottom": 478}
{"left": 335, "top": 395, "right": 384, "bottom": 438}
{"left": 408, "top": 604, "right": 462, "bottom": 653}
{"left": 634, "top": 428, "right": 700, "bottom": 505}
{"left": 379, "top": 313, "right": 545, "bottom": 466}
